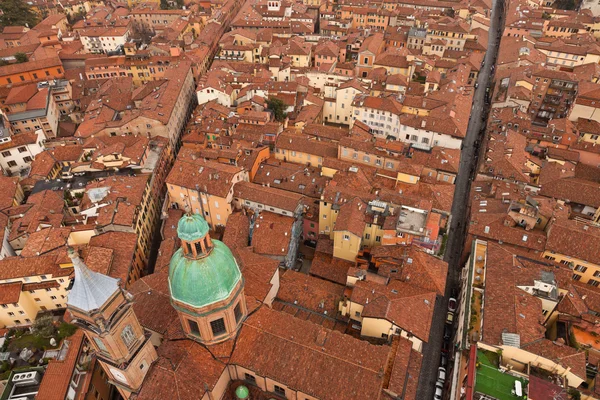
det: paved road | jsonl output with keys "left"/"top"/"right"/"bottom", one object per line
{"left": 414, "top": 2, "right": 505, "bottom": 399}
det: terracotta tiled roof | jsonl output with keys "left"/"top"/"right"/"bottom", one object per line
{"left": 234, "top": 181, "right": 305, "bottom": 214}
{"left": 0, "top": 176, "right": 19, "bottom": 211}
{"left": 0, "top": 254, "right": 70, "bottom": 281}
{"left": 36, "top": 330, "right": 85, "bottom": 400}
{"left": 310, "top": 236, "right": 353, "bottom": 285}
{"left": 334, "top": 197, "right": 367, "bottom": 237}
{"left": 20, "top": 227, "right": 71, "bottom": 257}
{"left": 230, "top": 306, "right": 390, "bottom": 400}
{"left": 521, "top": 339, "right": 586, "bottom": 379}
{"left": 251, "top": 211, "right": 294, "bottom": 256}
{"left": 167, "top": 156, "right": 243, "bottom": 198}
{"left": 135, "top": 339, "right": 226, "bottom": 400}
{"left": 89, "top": 231, "right": 138, "bottom": 284}
{"left": 353, "top": 279, "right": 436, "bottom": 342}
{"left": 129, "top": 270, "right": 180, "bottom": 336}
{"left": 372, "top": 245, "right": 448, "bottom": 295}
{"left": 546, "top": 217, "right": 600, "bottom": 265}
{"left": 482, "top": 243, "right": 548, "bottom": 346}
{"left": 386, "top": 337, "right": 423, "bottom": 400}
{"left": 0, "top": 282, "right": 22, "bottom": 305}
{"left": 276, "top": 269, "right": 345, "bottom": 316}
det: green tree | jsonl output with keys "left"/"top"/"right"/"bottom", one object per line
{"left": 160, "top": 0, "right": 169, "bottom": 9}
{"left": 32, "top": 315, "right": 56, "bottom": 338}
{"left": 0, "top": 0, "right": 39, "bottom": 28}
{"left": 266, "top": 97, "right": 287, "bottom": 122}
{"left": 14, "top": 52, "right": 28, "bottom": 63}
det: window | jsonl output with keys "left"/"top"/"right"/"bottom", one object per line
{"left": 23, "top": 156, "right": 33, "bottom": 163}
{"left": 188, "top": 319, "right": 200, "bottom": 336}
{"left": 343, "top": 234, "right": 350, "bottom": 241}
{"left": 50, "top": 296, "right": 57, "bottom": 300}
{"left": 121, "top": 325, "right": 136, "bottom": 348}
{"left": 234, "top": 302, "right": 243, "bottom": 323}
{"left": 210, "top": 318, "right": 226, "bottom": 336}
{"left": 375, "top": 236, "right": 381, "bottom": 242}
{"left": 17, "top": 147, "right": 27, "bottom": 153}
{"left": 573, "top": 274, "right": 582, "bottom": 281}
{"left": 245, "top": 373, "right": 256, "bottom": 384}
{"left": 575, "top": 265, "right": 588, "bottom": 273}
{"left": 8, "top": 312, "right": 14, "bottom": 316}
{"left": 1, "top": 151, "right": 10, "bottom": 157}
{"left": 589, "top": 279, "right": 600, "bottom": 287}
{"left": 7, "top": 161, "right": 17, "bottom": 168}
{"left": 94, "top": 337, "right": 108, "bottom": 352}
{"left": 274, "top": 385, "right": 286, "bottom": 396}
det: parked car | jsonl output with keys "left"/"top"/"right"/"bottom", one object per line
{"left": 451, "top": 288, "right": 459, "bottom": 298}
{"left": 444, "top": 324, "right": 452, "bottom": 340}
{"left": 448, "top": 297, "right": 457, "bottom": 312}
{"left": 438, "top": 367, "right": 446, "bottom": 383}
{"left": 446, "top": 311, "right": 454, "bottom": 325}
{"left": 441, "top": 339, "right": 451, "bottom": 354}
{"left": 434, "top": 381, "right": 444, "bottom": 400}
{"left": 440, "top": 354, "right": 448, "bottom": 368}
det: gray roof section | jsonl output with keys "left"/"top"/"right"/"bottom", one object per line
{"left": 66, "top": 247, "right": 120, "bottom": 312}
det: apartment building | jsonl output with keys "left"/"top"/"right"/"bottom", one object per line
{"left": 77, "top": 63, "right": 195, "bottom": 148}
{"left": 350, "top": 95, "right": 404, "bottom": 139}
{"left": 0, "top": 255, "right": 71, "bottom": 328}
{"left": 274, "top": 131, "right": 338, "bottom": 167}
{"left": 543, "top": 218, "right": 600, "bottom": 286}
{"left": 3, "top": 84, "right": 60, "bottom": 138}
{"left": 79, "top": 175, "right": 159, "bottom": 270}
{"left": 166, "top": 155, "right": 249, "bottom": 229}
{"left": 0, "top": 57, "right": 64, "bottom": 87}
{"left": 0, "top": 131, "right": 45, "bottom": 176}
{"left": 80, "top": 25, "right": 131, "bottom": 54}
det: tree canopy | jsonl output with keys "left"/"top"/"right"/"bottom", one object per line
{"left": 266, "top": 97, "right": 288, "bottom": 122}
{"left": 0, "top": 0, "right": 39, "bottom": 28}
{"left": 14, "top": 52, "right": 28, "bottom": 63}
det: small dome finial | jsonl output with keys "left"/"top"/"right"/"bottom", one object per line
{"left": 184, "top": 202, "right": 192, "bottom": 216}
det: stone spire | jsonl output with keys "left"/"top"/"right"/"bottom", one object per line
{"left": 66, "top": 247, "right": 120, "bottom": 312}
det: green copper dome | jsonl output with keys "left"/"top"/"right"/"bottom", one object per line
{"left": 177, "top": 213, "right": 210, "bottom": 242}
{"left": 168, "top": 240, "right": 242, "bottom": 308}
{"left": 235, "top": 385, "right": 250, "bottom": 399}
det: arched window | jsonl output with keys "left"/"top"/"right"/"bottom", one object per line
{"left": 121, "top": 325, "right": 136, "bottom": 348}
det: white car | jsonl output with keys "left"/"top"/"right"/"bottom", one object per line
{"left": 448, "top": 297, "right": 457, "bottom": 312}
{"left": 434, "top": 381, "right": 444, "bottom": 400}
{"left": 438, "top": 367, "right": 446, "bottom": 383}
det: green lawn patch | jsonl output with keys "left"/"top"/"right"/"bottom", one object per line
{"left": 7, "top": 334, "right": 53, "bottom": 352}
{"left": 475, "top": 350, "right": 527, "bottom": 400}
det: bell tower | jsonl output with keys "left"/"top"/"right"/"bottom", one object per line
{"left": 169, "top": 212, "right": 247, "bottom": 345}
{"left": 66, "top": 247, "right": 157, "bottom": 399}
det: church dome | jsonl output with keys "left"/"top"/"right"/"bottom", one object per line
{"left": 168, "top": 240, "right": 242, "bottom": 308}
{"left": 177, "top": 213, "right": 210, "bottom": 242}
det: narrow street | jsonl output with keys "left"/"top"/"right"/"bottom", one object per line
{"left": 415, "top": 1, "right": 505, "bottom": 398}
